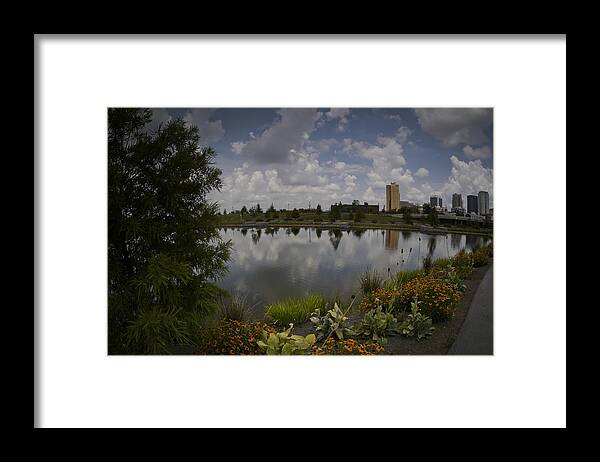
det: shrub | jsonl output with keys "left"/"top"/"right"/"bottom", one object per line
{"left": 312, "top": 338, "right": 384, "bottom": 355}
{"left": 471, "top": 247, "right": 489, "bottom": 267}
{"left": 359, "top": 269, "right": 383, "bottom": 295}
{"left": 195, "top": 320, "right": 275, "bottom": 355}
{"left": 399, "top": 299, "right": 435, "bottom": 340}
{"left": 257, "top": 324, "right": 316, "bottom": 355}
{"left": 396, "top": 275, "right": 461, "bottom": 322}
{"left": 429, "top": 265, "right": 466, "bottom": 293}
{"left": 423, "top": 255, "right": 433, "bottom": 272}
{"left": 451, "top": 250, "right": 474, "bottom": 279}
{"left": 309, "top": 301, "right": 355, "bottom": 341}
{"left": 266, "top": 294, "right": 326, "bottom": 325}
{"left": 358, "top": 287, "right": 402, "bottom": 312}
{"left": 354, "top": 306, "right": 401, "bottom": 345}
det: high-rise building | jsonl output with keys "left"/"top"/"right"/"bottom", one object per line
{"left": 452, "top": 193, "right": 463, "bottom": 209}
{"left": 467, "top": 195, "right": 478, "bottom": 214}
{"left": 385, "top": 182, "right": 400, "bottom": 212}
{"left": 478, "top": 191, "right": 490, "bottom": 216}
{"left": 430, "top": 195, "right": 442, "bottom": 208}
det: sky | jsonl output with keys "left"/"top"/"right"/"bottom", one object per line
{"left": 150, "top": 108, "right": 493, "bottom": 211}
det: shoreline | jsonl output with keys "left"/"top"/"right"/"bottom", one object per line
{"left": 218, "top": 222, "right": 493, "bottom": 238}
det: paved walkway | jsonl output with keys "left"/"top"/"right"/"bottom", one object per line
{"left": 448, "top": 265, "right": 493, "bottom": 355}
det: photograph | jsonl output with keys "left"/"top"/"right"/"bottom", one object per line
{"left": 108, "top": 107, "right": 494, "bottom": 355}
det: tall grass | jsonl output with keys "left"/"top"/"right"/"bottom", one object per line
{"left": 384, "top": 269, "right": 424, "bottom": 291}
{"left": 360, "top": 269, "right": 383, "bottom": 296}
{"left": 266, "top": 294, "right": 327, "bottom": 325}
{"left": 217, "top": 292, "right": 258, "bottom": 322}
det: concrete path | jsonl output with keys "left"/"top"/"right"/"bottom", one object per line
{"left": 448, "top": 265, "right": 493, "bottom": 355}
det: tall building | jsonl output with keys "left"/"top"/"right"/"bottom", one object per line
{"left": 430, "top": 195, "right": 442, "bottom": 208}
{"left": 467, "top": 195, "right": 478, "bottom": 214}
{"left": 452, "top": 193, "right": 463, "bottom": 209}
{"left": 478, "top": 191, "right": 490, "bottom": 215}
{"left": 385, "top": 182, "right": 400, "bottom": 212}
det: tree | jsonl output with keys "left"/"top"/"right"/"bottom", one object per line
{"left": 316, "top": 203, "right": 322, "bottom": 215}
{"left": 241, "top": 205, "right": 248, "bottom": 215}
{"left": 428, "top": 207, "right": 439, "bottom": 227}
{"left": 422, "top": 203, "right": 431, "bottom": 214}
{"left": 330, "top": 206, "right": 341, "bottom": 220}
{"left": 108, "top": 109, "right": 231, "bottom": 354}
{"left": 402, "top": 207, "right": 413, "bottom": 224}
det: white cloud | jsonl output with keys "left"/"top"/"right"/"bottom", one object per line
{"left": 463, "top": 145, "right": 492, "bottom": 159}
{"left": 232, "top": 108, "right": 322, "bottom": 164}
{"left": 183, "top": 109, "right": 225, "bottom": 143}
{"left": 441, "top": 155, "right": 493, "bottom": 206}
{"left": 415, "top": 167, "right": 429, "bottom": 178}
{"left": 230, "top": 141, "right": 246, "bottom": 155}
{"left": 415, "top": 108, "right": 492, "bottom": 146}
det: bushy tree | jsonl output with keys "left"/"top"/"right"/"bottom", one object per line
{"left": 330, "top": 206, "right": 341, "bottom": 220}
{"left": 240, "top": 205, "right": 248, "bottom": 215}
{"left": 316, "top": 203, "right": 322, "bottom": 215}
{"left": 428, "top": 207, "right": 439, "bottom": 227}
{"left": 402, "top": 207, "right": 413, "bottom": 224}
{"left": 108, "top": 108, "right": 231, "bottom": 354}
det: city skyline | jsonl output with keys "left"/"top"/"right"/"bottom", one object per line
{"left": 148, "top": 108, "right": 493, "bottom": 211}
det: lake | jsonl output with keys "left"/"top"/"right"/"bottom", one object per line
{"left": 218, "top": 226, "right": 491, "bottom": 319}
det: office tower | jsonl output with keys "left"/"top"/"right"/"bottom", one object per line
{"left": 430, "top": 195, "right": 442, "bottom": 208}
{"left": 478, "top": 190, "right": 490, "bottom": 215}
{"left": 452, "top": 193, "right": 463, "bottom": 209}
{"left": 385, "top": 182, "right": 400, "bottom": 212}
{"left": 467, "top": 195, "right": 478, "bottom": 214}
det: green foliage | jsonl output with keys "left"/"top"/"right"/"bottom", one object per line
{"left": 384, "top": 269, "right": 424, "bottom": 291}
{"left": 422, "top": 255, "right": 433, "bottom": 272}
{"left": 265, "top": 294, "right": 326, "bottom": 325}
{"left": 359, "top": 268, "right": 383, "bottom": 296}
{"left": 329, "top": 207, "right": 341, "bottom": 220}
{"left": 217, "top": 292, "right": 257, "bottom": 322}
{"left": 451, "top": 250, "right": 474, "bottom": 279}
{"left": 354, "top": 306, "right": 400, "bottom": 345}
{"left": 316, "top": 204, "right": 322, "bottom": 214}
{"left": 402, "top": 207, "right": 413, "bottom": 224}
{"left": 428, "top": 208, "right": 439, "bottom": 226}
{"left": 257, "top": 324, "right": 316, "bottom": 355}
{"left": 471, "top": 247, "right": 489, "bottom": 267}
{"left": 396, "top": 275, "right": 461, "bottom": 322}
{"left": 108, "top": 108, "right": 231, "bottom": 354}
{"left": 309, "top": 302, "right": 355, "bottom": 341}
{"left": 429, "top": 265, "right": 467, "bottom": 293}
{"left": 399, "top": 299, "right": 435, "bottom": 340}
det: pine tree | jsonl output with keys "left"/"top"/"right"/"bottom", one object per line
{"left": 108, "top": 109, "right": 231, "bottom": 354}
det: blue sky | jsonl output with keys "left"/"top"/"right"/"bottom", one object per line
{"left": 150, "top": 108, "right": 493, "bottom": 211}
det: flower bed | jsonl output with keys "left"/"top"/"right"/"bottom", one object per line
{"left": 195, "top": 320, "right": 275, "bottom": 355}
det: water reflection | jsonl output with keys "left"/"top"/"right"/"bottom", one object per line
{"left": 427, "top": 236, "right": 437, "bottom": 256}
{"left": 385, "top": 229, "right": 400, "bottom": 250}
{"left": 219, "top": 227, "right": 490, "bottom": 319}
{"left": 450, "top": 233, "right": 462, "bottom": 249}
{"left": 328, "top": 229, "right": 343, "bottom": 251}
